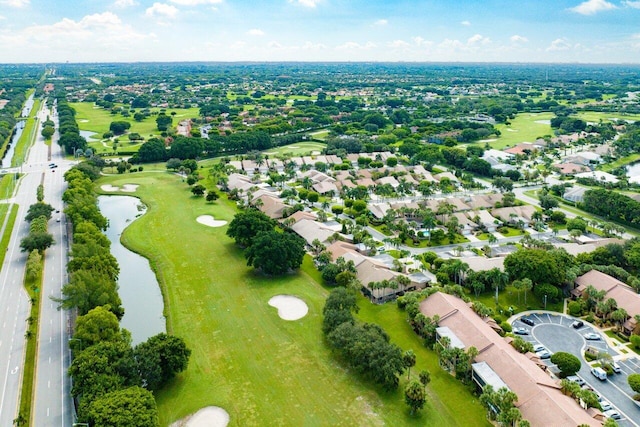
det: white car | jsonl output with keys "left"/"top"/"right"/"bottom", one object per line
{"left": 536, "top": 350, "right": 552, "bottom": 359}
{"left": 603, "top": 409, "right": 621, "bottom": 420}
{"left": 513, "top": 327, "right": 529, "bottom": 335}
{"left": 583, "top": 332, "right": 601, "bottom": 340}
{"left": 600, "top": 401, "right": 613, "bottom": 412}
{"left": 533, "top": 344, "right": 546, "bottom": 353}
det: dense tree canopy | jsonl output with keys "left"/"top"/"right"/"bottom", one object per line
{"left": 504, "top": 248, "right": 573, "bottom": 289}
{"left": 85, "top": 386, "right": 159, "bottom": 427}
{"left": 550, "top": 352, "right": 581, "bottom": 378}
{"left": 226, "top": 209, "right": 275, "bottom": 247}
{"left": 134, "top": 333, "right": 191, "bottom": 391}
{"left": 244, "top": 230, "right": 306, "bottom": 275}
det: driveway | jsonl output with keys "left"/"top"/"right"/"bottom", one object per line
{"left": 512, "top": 313, "right": 640, "bottom": 427}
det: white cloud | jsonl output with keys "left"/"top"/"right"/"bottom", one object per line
{"left": 300, "top": 41, "right": 327, "bottom": 50}
{"left": 336, "top": 41, "right": 376, "bottom": 50}
{"left": 510, "top": 35, "right": 528, "bottom": 43}
{"left": 247, "top": 28, "right": 264, "bottom": 36}
{"left": 546, "top": 38, "right": 572, "bottom": 51}
{"left": 438, "top": 39, "right": 465, "bottom": 50}
{"left": 114, "top": 0, "right": 137, "bottom": 7}
{"left": 388, "top": 40, "right": 410, "bottom": 48}
{"left": 412, "top": 36, "right": 433, "bottom": 47}
{"left": 461, "top": 20, "right": 471, "bottom": 26}
{"left": 467, "top": 34, "right": 490, "bottom": 45}
{"left": 0, "top": 0, "right": 29, "bottom": 7}
{"left": 623, "top": 0, "right": 640, "bottom": 7}
{"left": 288, "top": 0, "right": 321, "bottom": 8}
{"left": 569, "top": 0, "right": 617, "bottom": 15}
{"left": 373, "top": 19, "right": 388, "bottom": 26}
{"left": 146, "top": 2, "right": 179, "bottom": 18}
{"left": 170, "top": 0, "right": 222, "bottom": 5}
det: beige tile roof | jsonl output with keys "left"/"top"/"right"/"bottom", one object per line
{"left": 420, "top": 292, "right": 600, "bottom": 427}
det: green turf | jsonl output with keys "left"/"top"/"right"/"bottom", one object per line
{"left": 96, "top": 171, "right": 489, "bottom": 426}
{"left": 0, "top": 204, "right": 18, "bottom": 271}
{"left": 473, "top": 286, "right": 563, "bottom": 314}
{"left": 599, "top": 153, "right": 640, "bottom": 172}
{"left": 70, "top": 102, "right": 200, "bottom": 154}
{"left": 12, "top": 99, "right": 42, "bottom": 167}
{"left": 575, "top": 111, "right": 640, "bottom": 123}
{"left": 0, "top": 174, "right": 18, "bottom": 199}
{"left": 262, "top": 141, "right": 327, "bottom": 157}
{"left": 482, "top": 112, "right": 554, "bottom": 150}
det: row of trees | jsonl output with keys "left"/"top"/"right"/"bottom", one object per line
{"left": 0, "top": 84, "right": 27, "bottom": 160}
{"left": 60, "top": 165, "right": 190, "bottom": 426}
{"left": 20, "top": 198, "right": 55, "bottom": 253}
{"left": 582, "top": 188, "right": 640, "bottom": 227}
{"left": 226, "top": 209, "right": 306, "bottom": 275}
{"left": 57, "top": 98, "right": 88, "bottom": 155}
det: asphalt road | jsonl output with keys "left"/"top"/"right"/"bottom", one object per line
{"left": 0, "top": 100, "right": 73, "bottom": 426}
{"left": 513, "top": 313, "right": 640, "bottom": 427}
{"left": 30, "top": 104, "right": 74, "bottom": 427}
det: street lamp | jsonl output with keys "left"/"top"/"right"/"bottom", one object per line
{"left": 544, "top": 294, "right": 547, "bottom": 310}
{"left": 73, "top": 423, "right": 89, "bottom": 426}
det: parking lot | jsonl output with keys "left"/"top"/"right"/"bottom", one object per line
{"left": 512, "top": 312, "right": 640, "bottom": 427}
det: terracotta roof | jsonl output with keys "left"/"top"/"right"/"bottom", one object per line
{"left": 420, "top": 292, "right": 600, "bottom": 427}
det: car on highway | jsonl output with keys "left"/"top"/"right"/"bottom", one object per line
{"left": 583, "top": 332, "right": 601, "bottom": 340}
{"left": 603, "top": 409, "right": 621, "bottom": 420}
{"left": 513, "top": 327, "right": 529, "bottom": 335}
{"left": 533, "top": 344, "right": 546, "bottom": 353}
{"left": 520, "top": 317, "right": 535, "bottom": 326}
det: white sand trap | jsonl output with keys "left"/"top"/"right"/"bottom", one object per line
{"left": 196, "top": 215, "right": 227, "bottom": 227}
{"left": 79, "top": 119, "right": 89, "bottom": 123}
{"left": 121, "top": 184, "right": 139, "bottom": 192}
{"left": 101, "top": 184, "right": 120, "bottom": 192}
{"left": 269, "top": 295, "right": 308, "bottom": 321}
{"left": 170, "top": 406, "right": 229, "bottom": 427}
{"left": 534, "top": 120, "right": 551, "bottom": 125}
{"left": 506, "top": 128, "right": 518, "bottom": 132}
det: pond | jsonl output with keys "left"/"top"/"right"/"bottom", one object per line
{"left": 98, "top": 195, "right": 165, "bottom": 345}
{"left": 626, "top": 162, "right": 640, "bottom": 183}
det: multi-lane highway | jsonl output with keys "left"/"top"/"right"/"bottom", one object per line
{"left": 0, "top": 100, "right": 73, "bottom": 426}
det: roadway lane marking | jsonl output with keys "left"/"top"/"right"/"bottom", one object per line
{"left": 604, "top": 379, "right": 640, "bottom": 427}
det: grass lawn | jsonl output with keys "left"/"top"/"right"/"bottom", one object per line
{"left": 262, "top": 141, "right": 327, "bottom": 157}
{"left": 0, "top": 174, "right": 19, "bottom": 199}
{"left": 0, "top": 205, "right": 18, "bottom": 268}
{"left": 599, "top": 153, "right": 640, "bottom": 172}
{"left": 96, "top": 171, "right": 486, "bottom": 426}
{"left": 496, "top": 227, "right": 525, "bottom": 237}
{"left": 476, "top": 233, "right": 490, "bottom": 241}
{"left": 472, "top": 286, "right": 563, "bottom": 316}
{"left": 12, "top": 99, "right": 42, "bottom": 167}
{"left": 309, "top": 129, "right": 330, "bottom": 141}
{"left": 370, "top": 223, "right": 393, "bottom": 236}
{"left": 70, "top": 102, "right": 200, "bottom": 154}
{"left": 575, "top": 111, "right": 640, "bottom": 123}
{"left": 481, "top": 112, "right": 554, "bottom": 150}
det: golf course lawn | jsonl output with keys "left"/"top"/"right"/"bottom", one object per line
{"left": 96, "top": 171, "right": 489, "bottom": 427}
{"left": 70, "top": 102, "right": 200, "bottom": 154}
{"left": 480, "top": 112, "right": 554, "bottom": 150}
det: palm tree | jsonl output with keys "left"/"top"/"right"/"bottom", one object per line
{"left": 611, "top": 308, "right": 628, "bottom": 332}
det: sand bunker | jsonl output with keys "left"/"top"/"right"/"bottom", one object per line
{"left": 196, "top": 215, "right": 227, "bottom": 227}
{"left": 101, "top": 184, "right": 139, "bottom": 193}
{"left": 268, "top": 295, "right": 309, "bottom": 321}
{"left": 170, "top": 406, "right": 229, "bottom": 427}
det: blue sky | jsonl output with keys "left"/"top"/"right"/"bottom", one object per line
{"left": 0, "top": 0, "right": 639, "bottom": 63}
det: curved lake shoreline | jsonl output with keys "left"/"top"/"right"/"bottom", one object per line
{"left": 98, "top": 195, "right": 166, "bottom": 345}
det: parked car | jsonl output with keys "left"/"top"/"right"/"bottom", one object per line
{"left": 603, "top": 409, "right": 621, "bottom": 420}
{"left": 566, "top": 375, "right": 585, "bottom": 386}
{"left": 533, "top": 344, "right": 546, "bottom": 353}
{"left": 611, "top": 362, "right": 621, "bottom": 373}
{"left": 572, "top": 320, "right": 584, "bottom": 329}
{"left": 536, "top": 350, "right": 552, "bottom": 359}
{"left": 591, "top": 367, "right": 607, "bottom": 381}
{"left": 600, "top": 401, "right": 613, "bottom": 412}
{"left": 521, "top": 317, "right": 535, "bottom": 326}
{"left": 583, "top": 332, "right": 601, "bottom": 340}
{"left": 513, "top": 327, "right": 529, "bottom": 335}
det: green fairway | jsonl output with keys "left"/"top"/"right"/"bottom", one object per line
{"left": 97, "top": 171, "right": 488, "bottom": 426}
{"left": 263, "top": 141, "right": 327, "bottom": 157}
{"left": 481, "top": 112, "right": 554, "bottom": 150}
{"left": 575, "top": 111, "right": 640, "bottom": 123}
{"left": 70, "top": 102, "right": 200, "bottom": 154}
